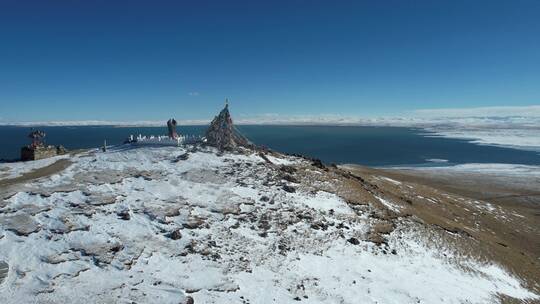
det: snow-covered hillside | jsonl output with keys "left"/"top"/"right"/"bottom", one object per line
{"left": 0, "top": 146, "right": 537, "bottom": 303}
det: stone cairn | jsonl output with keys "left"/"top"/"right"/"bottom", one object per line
{"left": 167, "top": 118, "right": 178, "bottom": 139}
{"left": 205, "top": 100, "right": 251, "bottom": 150}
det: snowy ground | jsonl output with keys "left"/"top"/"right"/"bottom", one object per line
{"left": 0, "top": 146, "right": 537, "bottom": 303}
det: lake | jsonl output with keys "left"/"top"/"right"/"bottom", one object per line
{"left": 1, "top": 125, "right": 540, "bottom": 167}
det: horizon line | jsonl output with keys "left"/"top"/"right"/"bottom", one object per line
{"left": 1, "top": 105, "right": 539, "bottom": 127}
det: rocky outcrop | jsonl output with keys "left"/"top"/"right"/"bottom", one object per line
{"left": 205, "top": 102, "right": 251, "bottom": 150}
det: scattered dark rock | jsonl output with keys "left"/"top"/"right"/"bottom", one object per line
{"left": 173, "top": 153, "right": 189, "bottom": 163}
{"left": 277, "top": 241, "right": 290, "bottom": 254}
{"left": 133, "top": 173, "right": 153, "bottom": 181}
{"left": 0, "top": 261, "right": 8, "bottom": 285}
{"left": 282, "top": 185, "right": 296, "bottom": 193}
{"left": 336, "top": 222, "right": 350, "bottom": 229}
{"left": 183, "top": 218, "right": 205, "bottom": 229}
{"left": 258, "top": 153, "right": 273, "bottom": 164}
{"left": 184, "top": 241, "right": 197, "bottom": 254}
{"left": 117, "top": 210, "right": 130, "bottom": 221}
{"left": 347, "top": 237, "right": 360, "bottom": 245}
{"left": 260, "top": 196, "right": 270, "bottom": 202}
{"left": 279, "top": 165, "right": 296, "bottom": 174}
{"left": 110, "top": 244, "right": 123, "bottom": 253}
{"left": 282, "top": 174, "right": 298, "bottom": 183}
{"left": 167, "top": 229, "right": 182, "bottom": 240}
{"left": 296, "top": 211, "right": 314, "bottom": 221}
{"left": 310, "top": 222, "right": 329, "bottom": 231}
{"left": 56, "top": 145, "right": 68, "bottom": 155}
{"left": 311, "top": 159, "right": 325, "bottom": 170}
{"left": 367, "top": 233, "right": 387, "bottom": 246}
{"left": 184, "top": 296, "right": 194, "bottom": 304}
{"left": 258, "top": 216, "right": 271, "bottom": 231}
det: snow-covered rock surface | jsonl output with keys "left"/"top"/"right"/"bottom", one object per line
{"left": 0, "top": 146, "right": 537, "bottom": 303}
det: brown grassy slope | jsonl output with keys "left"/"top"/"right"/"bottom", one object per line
{"left": 339, "top": 164, "right": 540, "bottom": 297}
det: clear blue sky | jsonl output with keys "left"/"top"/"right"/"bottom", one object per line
{"left": 0, "top": 0, "right": 539, "bottom": 122}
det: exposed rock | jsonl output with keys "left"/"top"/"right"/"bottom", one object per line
{"left": 311, "top": 159, "right": 326, "bottom": 170}
{"left": 373, "top": 221, "right": 394, "bottom": 235}
{"left": 0, "top": 213, "right": 40, "bottom": 236}
{"left": 211, "top": 203, "right": 241, "bottom": 215}
{"left": 282, "top": 185, "right": 296, "bottom": 193}
{"left": 367, "top": 233, "right": 386, "bottom": 246}
{"left": 117, "top": 210, "right": 130, "bottom": 221}
{"left": 347, "top": 237, "right": 360, "bottom": 245}
{"left": 56, "top": 145, "right": 68, "bottom": 155}
{"left": 70, "top": 242, "right": 123, "bottom": 267}
{"left": 143, "top": 205, "right": 180, "bottom": 224}
{"left": 282, "top": 174, "right": 298, "bottom": 183}
{"left": 183, "top": 217, "right": 206, "bottom": 229}
{"left": 205, "top": 102, "right": 251, "bottom": 150}
{"left": 0, "top": 204, "right": 50, "bottom": 216}
{"left": 166, "top": 229, "right": 182, "bottom": 240}
{"left": 87, "top": 194, "right": 117, "bottom": 206}
{"left": 258, "top": 153, "right": 274, "bottom": 165}
{"left": 48, "top": 215, "right": 89, "bottom": 234}
{"left": 183, "top": 169, "right": 225, "bottom": 184}
{"left": 42, "top": 252, "right": 79, "bottom": 265}
{"left": 279, "top": 165, "right": 297, "bottom": 174}
{"left": 171, "top": 153, "right": 190, "bottom": 164}
{"left": 0, "top": 261, "right": 8, "bottom": 285}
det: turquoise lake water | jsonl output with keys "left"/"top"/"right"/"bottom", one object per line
{"left": 1, "top": 125, "right": 539, "bottom": 167}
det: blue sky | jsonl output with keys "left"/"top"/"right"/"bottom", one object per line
{"left": 0, "top": 0, "right": 539, "bottom": 122}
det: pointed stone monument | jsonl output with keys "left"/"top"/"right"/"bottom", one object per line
{"left": 167, "top": 118, "right": 178, "bottom": 139}
{"left": 205, "top": 99, "right": 251, "bottom": 150}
